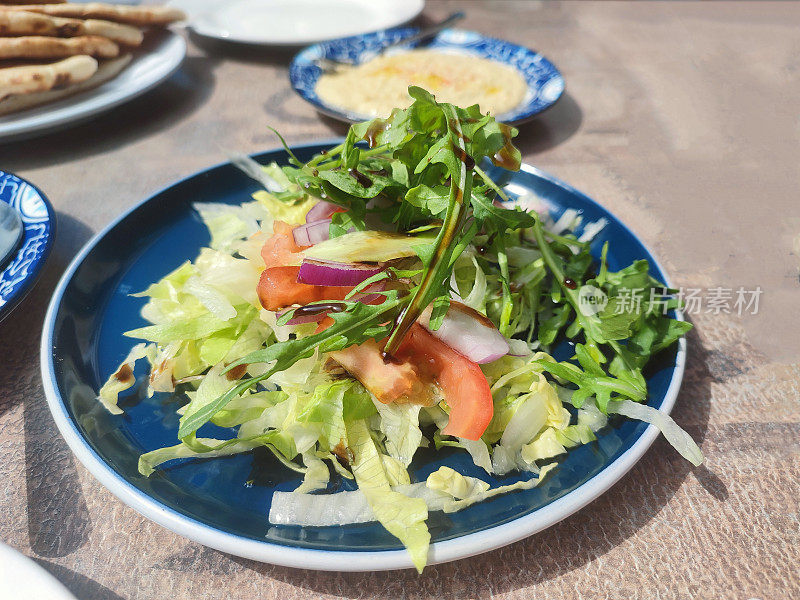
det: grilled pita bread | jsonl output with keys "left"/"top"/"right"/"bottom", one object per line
{"left": 0, "top": 54, "right": 97, "bottom": 100}
{"left": 4, "top": 3, "right": 186, "bottom": 26}
{"left": 0, "top": 52, "right": 130, "bottom": 116}
{"left": 0, "top": 34, "right": 118, "bottom": 59}
{"left": 0, "top": 11, "right": 143, "bottom": 46}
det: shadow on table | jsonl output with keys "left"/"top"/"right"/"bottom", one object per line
{"left": 187, "top": 31, "right": 301, "bottom": 66}
{"left": 34, "top": 559, "right": 126, "bottom": 600}
{"left": 0, "top": 212, "right": 95, "bottom": 557}
{"left": 0, "top": 211, "right": 92, "bottom": 422}
{"left": 514, "top": 92, "right": 583, "bottom": 156}
{"left": 0, "top": 55, "right": 218, "bottom": 172}
{"left": 218, "top": 327, "right": 723, "bottom": 598}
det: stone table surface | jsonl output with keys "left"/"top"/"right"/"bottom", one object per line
{"left": 0, "top": 1, "right": 798, "bottom": 599}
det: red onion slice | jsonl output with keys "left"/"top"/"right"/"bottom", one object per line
{"left": 297, "top": 259, "right": 382, "bottom": 287}
{"left": 293, "top": 220, "right": 331, "bottom": 247}
{"left": 306, "top": 200, "right": 344, "bottom": 223}
{"left": 418, "top": 301, "right": 510, "bottom": 364}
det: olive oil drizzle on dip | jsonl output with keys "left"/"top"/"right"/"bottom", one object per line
{"left": 315, "top": 49, "right": 527, "bottom": 118}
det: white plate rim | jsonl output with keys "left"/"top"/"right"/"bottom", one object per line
{"left": 0, "top": 542, "right": 77, "bottom": 600}
{"left": 171, "top": 0, "right": 425, "bottom": 47}
{"left": 40, "top": 150, "right": 687, "bottom": 572}
{"left": 0, "top": 30, "right": 186, "bottom": 142}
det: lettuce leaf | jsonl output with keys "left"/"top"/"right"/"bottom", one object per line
{"left": 297, "top": 380, "right": 349, "bottom": 452}
{"left": 521, "top": 428, "right": 567, "bottom": 463}
{"left": 179, "top": 363, "right": 238, "bottom": 434}
{"left": 372, "top": 401, "right": 423, "bottom": 467}
{"left": 210, "top": 391, "right": 285, "bottom": 428}
{"left": 252, "top": 190, "right": 317, "bottom": 226}
{"left": 97, "top": 343, "right": 151, "bottom": 414}
{"left": 294, "top": 452, "right": 330, "bottom": 493}
{"left": 426, "top": 465, "right": 557, "bottom": 512}
{"left": 607, "top": 399, "right": 703, "bottom": 466}
{"left": 347, "top": 419, "right": 430, "bottom": 572}
{"left": 303, "top": 230, "right": 434, "bottom": 264}
{"left": 138, "top": 437, "right": 263, "bottom": 476}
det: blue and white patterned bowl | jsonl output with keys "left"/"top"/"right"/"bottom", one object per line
{"left": 0, "top": 171, "right": 55, "bottom": 321}
{"left": 290, "top": 28, "right": 564, "bottom": 124}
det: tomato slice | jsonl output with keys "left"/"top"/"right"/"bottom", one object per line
{"left": 258, "top": 222, "right": 353, "bottom": 311}
{"left": 395, "top": 325, "right": 493, "bottom": 441}
{"left": 329, "top": 339, "right": 428, "bottom": 405}
{"left": 257, "top": 266, "right": 350, "bottom": 311}
{"left": 261, "top": 221, "right": 306, "bottom": 269}
{"left": 315, "top": 315, "right": 335, "bottom": 333}
{"left": 328, "top": 324, "right": 494, "bottom": 441}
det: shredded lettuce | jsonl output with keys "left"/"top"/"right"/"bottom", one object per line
{"left": 179, "top": 363, "right": 238, "bottom": 433}
{"left": 427, "top": 465, "right": 557, "bottom": 512}
{"left": 303, "top": 230, "right": 435, "bottom": 264}
{"left": 194, "top": 201, "right": 263, "bottom": 252}
{"left": 269, "top": 464, "right": 557, "bottom": 531}
{"left": 294, "top": 452, "right": 330, "bottom": 493}
{"left": 210, "top": 391, "right": 285, "bottom": 428}
{"left": 347, "top": 419, "right": 430, "bottom": 573}
{"left": 608, "top": 399, "right": 703, "bottom": 466}
{"left": 138, "top": 437, "right": 263, "bottom": 477}
{"left": 296, "top": 379, "right": 374, "bottom": 453}
{"left": 373, "top": 401, "right": 423, "bottom": 467}
{"left": 97, "top": 343, "right": 150, "bottom": 414}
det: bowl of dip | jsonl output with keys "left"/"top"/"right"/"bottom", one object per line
{"left": 290, "top": 28, "right": 564, "bottom": 124}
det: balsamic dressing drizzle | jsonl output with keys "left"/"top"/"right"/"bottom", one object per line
{"left": 348, "top": 168, "right": 372, "bottom": 188}
{"left": 452, "top": 146, "right": 475, "bottom": 170}
{"left": 492, "top": 123, "right": 518, "bottom": 170}
{"left": 292, "top": 302, "right": 347, "bottom": 318}
{"left": 364, "top": 119, "right": 390, "bottom": 148}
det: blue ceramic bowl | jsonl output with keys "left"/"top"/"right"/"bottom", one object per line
{"left": 0, "top": 171, "right": 55, "bottom": 321}
{"left": 290, "top": 28, "right": 564, "bottom": 124}
{"left": 41, "top": 142, "right": 685, "bottom": 571}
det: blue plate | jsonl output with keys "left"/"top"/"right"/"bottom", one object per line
{"left": 290, "top": 28, "right": 564, "bottom": 124}
{"left": 0, "top": 171, "right": 55, "bottom": 322}
{"left": 41, "top": 142, "right": 685, "bottom": 571}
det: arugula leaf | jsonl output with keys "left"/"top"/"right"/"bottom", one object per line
{"left": 405, "top": 184, "right": 449, "bottom": 218}
{"left": 471, "top": 192, "right": 536, "bottom": 232}
{"left": 383, "top": 102, "right": 475, "bottom": 355}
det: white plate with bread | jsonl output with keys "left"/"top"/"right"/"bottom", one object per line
{"left": 0, "top": 2, "right": 187, "bottom": 142}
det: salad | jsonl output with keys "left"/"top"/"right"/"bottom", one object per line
{"left": 99, "top": 87, "right": 702, "bottom": 571}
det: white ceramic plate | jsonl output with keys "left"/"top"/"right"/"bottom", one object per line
{"left": 0, "top": 543, "right": 76, "bottom": 600}
{"left": 0, "top": 30, "right": 186, "bottom": 143}
{"left": 168, "top": 0, "right": 425, "bottom": 46}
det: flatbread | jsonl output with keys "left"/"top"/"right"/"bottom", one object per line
{"left": 0, "top": 54, "right": 97, "bottom": 100}
{"left": 3, "top": 3, "right": 186, "bottom": 26}
{"left": 0, "top": 52, "right": 131, "bottom": 116}
{"left": 0, "top": 34, "right": 119, "bottom": 59}
{"left": 0, "top": 11, "right": 143, "bottom": 46}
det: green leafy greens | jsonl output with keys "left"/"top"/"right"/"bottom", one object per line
{"left": 98, "top": 86, "right": 700, "bottom": 573}
{"left": 180, "top": 86, "right": 527, "bottom": 437}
